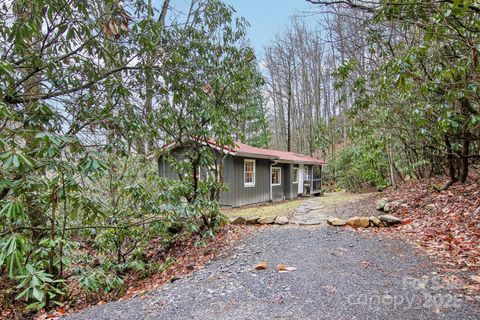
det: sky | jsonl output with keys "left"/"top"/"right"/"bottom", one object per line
{"left": 223, "top": 0, "right": 317, "bottom": 56}
{"left": 161, "top": 0, "right": 319, "bottom": 57}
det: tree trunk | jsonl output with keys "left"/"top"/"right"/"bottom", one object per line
{"left": 443, "top": 135, "right": 457, "bottom": 190}
{"left": 459, "top": 139, "right": 470, "bottom": 183}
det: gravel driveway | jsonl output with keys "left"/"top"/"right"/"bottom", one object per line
{"left": 66, "top": 225, "right": 479, "bottom": 320}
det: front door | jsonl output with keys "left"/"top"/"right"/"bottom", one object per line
{"left": 298, "top": 164, "right": 304, "bottom": 195}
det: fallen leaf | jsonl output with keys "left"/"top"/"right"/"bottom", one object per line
{"left": 255, "top": 261, "right": 268, "bottom": 270}
{"left": 360, "top": 260, "right": 370, "bottom": 268}
{"left": 277, "top": 263, "right": 297, "bottom": 272}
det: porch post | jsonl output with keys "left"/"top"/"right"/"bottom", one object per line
{"left": 309, "top": 166, "right": 313, "bottom": 196}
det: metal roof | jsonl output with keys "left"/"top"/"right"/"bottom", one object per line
{"left": 163, "top": 139, "right": 326, "bottom": 165}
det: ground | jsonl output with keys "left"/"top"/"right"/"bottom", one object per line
{"left": 223, "top": 198, "right": 303, "bottom": 220}
{"left": 64, "top": 193, "right": 479, "bottom": 320}
{"left": 223, "top": 191, "right": 375, "bottom": 224}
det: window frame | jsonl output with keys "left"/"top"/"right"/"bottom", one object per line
{"left": 293, "top": 167, "right": 299, "bottom": 184}
{"left": 244, "top": 159, "right": 256, "bottom": 187}
{"left": 271, "top": 166, "right": 282, "bottom": 186}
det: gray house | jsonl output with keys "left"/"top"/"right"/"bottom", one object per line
{"left": 159, "top": 140, "right": 326, "bottom": 207}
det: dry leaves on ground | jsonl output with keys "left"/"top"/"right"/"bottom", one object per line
{"left": 362, "top": 173, "right": 480, "bottom": 298}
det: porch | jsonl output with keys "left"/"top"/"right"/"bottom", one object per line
{"left": 303, "top": 164, "right": 322, "bottom": 196}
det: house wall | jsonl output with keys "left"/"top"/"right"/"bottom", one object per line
{"left": 158, "top": 147, "right": 317, "bottom": 207}
{"left": 283, "top": 164, "right": 297, "bottom": 200}
{"left": 231, "top": 156, "right": 271, "bottom": 206}
{"left": 158, "top": 148, "right": 237, "bottom": 206}
{"left": 271, "top": 163, "right": 285, "bottom": 201}
{"left": 219, "top": 156, "right": 236, "bottom": 206}
{"left": 158, "top": 147, "right": 188, "bottom": 180}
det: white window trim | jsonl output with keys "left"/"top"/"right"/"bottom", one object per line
{"left": 271, "top": 167, "right": 281, "bottom": 186}
{"left": 244, "top": 159, "right": 256, "bottom": 187}
{"left": 293, "top": 167, "right": 298, "bottom": 184}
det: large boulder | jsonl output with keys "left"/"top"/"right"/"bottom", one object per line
{"left": 376, "top": 197, "right": 390, "bottom": 211}
{"left": 230, "top": 216, "right": 246, "bottom": 225}
{"left": 369, "top": 216, "right": 384, "bottom": 227}
{"left": 347, "top": 216, "right": 370, "bottom": 228}
{"left": 327, "top": 218, "right": 348, "bottom": 226}
{"left": 378, "top": 214, "right": 402, "bottom": 225}
{"left": 258, "top": 216, "right": 276, "bottom": 224}
{"left": 275, "top": 216, "right": 289, "bottom": 225}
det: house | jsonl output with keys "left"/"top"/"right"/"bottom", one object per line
{"left": 159, "top": 140, "right": 326, "bottom": 207}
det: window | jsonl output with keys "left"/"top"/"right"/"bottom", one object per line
{"left": 293, "top": 168, "right": 298, "bottom": 184}
{"left": 271, "top": 167, "right": 281, "bottom": 186}
{"left": 244, "top": 159, "right": 255, "bottom": 187}
{"left": 304, "top": 167, "right": 310, "bottom": 181}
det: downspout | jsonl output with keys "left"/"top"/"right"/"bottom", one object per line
{"left": 270, "top": 160, "right": 278, "bottom": 202}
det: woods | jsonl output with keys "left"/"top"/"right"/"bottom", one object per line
{"left": 265, "top": 0, "right": 479, "bottom": 191}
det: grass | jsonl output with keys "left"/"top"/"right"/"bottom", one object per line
{"left": 317, "top": 191, "right": 372, "bottom": 206}
{"left": 222, "top": 191, "right": 374, "bottom": 221}
{"left": 222, "top": 199, "right": 303, "bottom": 219}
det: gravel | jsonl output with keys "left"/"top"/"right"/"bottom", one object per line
{"left": 65, "top": 226, "right": 479, "bottom": 320}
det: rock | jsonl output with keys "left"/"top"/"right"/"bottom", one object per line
{"left": 327, "top": 218, "right": 347, "bottom": 226}
{"left": 369, "top": 216, "right": 383, "bottom": 227}
{"left": 245, "top": 216, "right": 260, "bottom": 225}
{"left": 384, "top": 201, "right": 400, "bottom": 212}
{"left": 378, "top": 214, "right": 402, "bottom": 225}
{"left": 347, "top": 216, "right": 370, "bottom": 228}
{"left": 376, "top": 197, "right": 389, "bottom": 210}
{"left": 275, "top": 216, "right": 289, "bottom": 225}
{"left": 258, "top": 216, "right": 276, "bottom": 224}
{"left": 230, "top": 216, "right": 246, "bottom": 225}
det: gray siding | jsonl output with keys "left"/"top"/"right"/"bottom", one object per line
{"left": 158, "top": 148, "right": 188, "bottom": 179}
{"left": 283, "top": 164, "right": 297, "bottom": 200}
{"left": 219, "top": 156, "right": 236, "bottom": 206}
{"left": 158, "top": 146, "right": 321, "bottom": 207}
{"left": 271, "top": 163, "right": 285, "bottom": 201}
{"left": 232, "top": 157, "right": 271, "bottom": 206}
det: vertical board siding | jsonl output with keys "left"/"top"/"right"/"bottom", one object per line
{"left": 283, "top": 164, "right": 296, "bottom": 200}
{"left": 159, "top": 148, "right": 189, "bottom": 179}
{"left": 158, "top": 147, "right": 320, "bottom": 207}
{"left": 233, "top": 157, "right": 271, "bottom": 206}
{"left": 219, "top": 156, "right": 236, "bottom": 206}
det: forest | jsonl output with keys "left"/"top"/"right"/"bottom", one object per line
{"left": 0, "top": 0, "right": 479, "bottom": 318}
{"left": 265, "top": 0, "right": 480, "bottom": 191}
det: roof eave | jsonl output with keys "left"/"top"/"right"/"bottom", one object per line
{"left": 235, "top": 152, "right": 278, "bottom": 160}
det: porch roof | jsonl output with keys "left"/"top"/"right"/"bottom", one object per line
{"left": 232, "top": 142, "right": 326, "bottom": 166}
